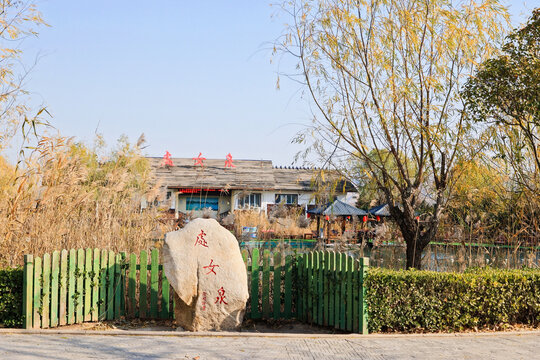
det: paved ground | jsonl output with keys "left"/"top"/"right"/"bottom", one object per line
{"left": 0, "top": 331, "right": 538, "bottom": 359}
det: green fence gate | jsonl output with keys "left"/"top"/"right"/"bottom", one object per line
{"left": 22, "top": 248, "right": 368, "bottom": 333}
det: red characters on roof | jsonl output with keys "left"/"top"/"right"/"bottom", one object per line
{"left": 161, "top": 151, "right": 174, "bottom": 167}
{"left": 224, "top": 153, "right": 235, "bottom": 168}
{"left": 193, "top": 152, "right": 206, "bottom": 167}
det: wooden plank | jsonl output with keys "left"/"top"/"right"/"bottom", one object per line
{"left": 120, "top": 252, "right": 127, "bottom": 317}
{"left": 317, "top": 251, "right": 323, "bottom": 325}
{"left": 284, "top": 254, "right": 292, "bottom": 319}
{"left": 312, "top": 251, "right": 318, "bottom": 325}
{"left": 98, "top": 250, "right": 107, "bottom": 321}
{"left": 296, "top": 254, "right": 303, "bottom": 321}
{"left": 41, "top": 253, "right": 50, "bottom": 328}
{"left": 261, "top": 250, "right": 271, "bottom": 318}
{"left": 317, "top": 251, "right": 323, "bottom": 326}
{"left": 128, "top": 253, "right": 137, "bottom": 318}
{"left": 250, "top": 248, "right": 260, "bottom": 319}
{"left": 323, "top": 251, "right": 329, "bottom": 326}
{"left": 301, "top": 253, "right": 308, "bottom": 321}
{"left": 241, "top": 249, "right": 248, "bottom": 269}
{"left": 272, "top": 252, "right": 281, "bottom": 319}
{"left": 346, "top": 255, "right": 353, "bottom": 332}
{"left": 75, "top": 249, "right": 84, "bottom": 323}
{"left": 114, "top": 253, "right": 122, "bottom": 319}
{"left": 67, "top": 249, "right": 76, "bottom": 324}
{"left": 352, "top": 259, "right": 359, "bottom": 333}
{"left": 334, "top": 253, "right": 341, "bottom": 330}
{"left": 50, "top": 251, "right": 59, "bottom": 327}
{"left": 59, "top": 250, "right": 68, "bottom": 326}
{"left": 139, "top": 250, "right": 148, "bottom": 318}
{"left": 160, "top": 271, "right": 170, "bottom": 319}
{"left": 150, "top": 249, "right": 159, "bottom": 318}
{"left": 23, "top": 254, "right": 34, "bottom": 329}
{"left": 328, "top": 251, "right": 335, "bottom": 327}
{"left": 359, "top": 257, "right": 369, "bottom": 334}
{"left": 307, "top": 252, "right": 313, "bottom": 323}
{"left": 340, "top": 253, "right": 347, "bottom": 330}
{"left": 107, "top": 251, "right": 115, "bottom": 320}
{"left": 311, "top": 251, "right": 317, "bottom": 325}
{"left": 32, "top": 256, "right": 42, "bottom": 329}
{"left": 84, "top": 248, "right": 92, "bottom": 321}
{"left": 91, "top": 248, "right": 100, "bottom": 321}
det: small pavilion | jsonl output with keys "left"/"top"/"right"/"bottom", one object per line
{"left": 308, "top": 200, "right": 368, "bottom": 242}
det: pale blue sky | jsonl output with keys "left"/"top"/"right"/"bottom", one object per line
{"left": 19, "top": 0, "right": 538, "bottom": 165}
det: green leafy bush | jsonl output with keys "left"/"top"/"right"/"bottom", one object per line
{"left": 365, "top": 267, "right": 540, "bottom": 333}
{"left": 0, "top": 268, "right": 23, "bottom": 327}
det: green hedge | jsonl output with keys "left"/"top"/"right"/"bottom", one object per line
{"left": 365, "top": 267, "right": 540, "bottom": 333}
{"left": 0, "top": 268, "right": 23, "bottom": 327}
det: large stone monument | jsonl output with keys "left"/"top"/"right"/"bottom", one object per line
{"left": 162, "top": 218, "right": 249, "bottom": 331}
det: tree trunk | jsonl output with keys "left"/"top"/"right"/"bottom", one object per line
{"left": 405, "top": 237, "right": 426, "bottom": 269}
{"left": 389, "top": 202, "right": 438, "bottom": 270}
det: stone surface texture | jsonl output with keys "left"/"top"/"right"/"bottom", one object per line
{"left": 162, "top": 218, "right": 248, "bottom": 331}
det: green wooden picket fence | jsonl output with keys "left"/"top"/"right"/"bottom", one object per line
{"left": 296, "top": 251, "right": 369, "bottom": 334}
{"left": 22, "top": 248, "right": 172, "bottom": 329}
{"left": 22, "top": 248, "right": 369, "bottom": 333}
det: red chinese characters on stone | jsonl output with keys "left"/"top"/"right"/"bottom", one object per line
{"left": 202, "top": 291, "right": 207, "bottom": 311}
{"left": 215, "top": 287, "right": 228, "bottom": 305}
{"left": 194, "top": 230, "right": 208, "bottom": 248}
{"left": 224, "top": 153, "right": 235, "bottom": 168}
{"left": 161, "top": 151, "right": 174, "bottom": 167}
{"left": 203, "top": 259, "right": 219, "bottom": 275}
{"left": 193, "top": 152, "right": 206, "bottom": 167}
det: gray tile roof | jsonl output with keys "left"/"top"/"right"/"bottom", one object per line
{"left": 308, "top": 200, "right": 367, "bottom": 216}
{"left": 148, "top": 157, "right": 353, "bottom": 192}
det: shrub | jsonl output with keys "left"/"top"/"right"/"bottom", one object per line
{"left": 0, "top": 268, "right": 23, "bottom": 327}
{"left": 365, "top": 267, "right": 540, "bottom": 333}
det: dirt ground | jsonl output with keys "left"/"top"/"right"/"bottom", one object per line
{"left": 52, "top": 318, "right": 346, "bottom": 334}
{"left": 49, "top": 319, "right": 540, "bottom": 334}
{"left": 44, "top": 318, "right": 538, "bottom": 334}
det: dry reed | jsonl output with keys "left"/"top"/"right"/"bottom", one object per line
{"left": 0, "top": 136, "right": 174, "bottom": 267}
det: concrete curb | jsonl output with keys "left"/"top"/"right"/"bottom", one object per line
{"left": 0, "top": 328, "right": 539, "bottom": 339}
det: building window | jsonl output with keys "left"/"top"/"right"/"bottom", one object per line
{"left": 275, "top": 194, "right": 298, "bottom": 205}
{"left": 166, "top": 191, "right": 171, "bottom": 200}
{"left": 186, "top": 197, "right": 219, "bottom": 211}
{"left": 238, "top": 193, "right": 261, "bottom": 208}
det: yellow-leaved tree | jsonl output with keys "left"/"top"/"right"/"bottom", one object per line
{"left": 0, "top": 0, "right": 46, "bottom": 152}
{"left": 278, "top": 0, "right": 509, "bottom": 268}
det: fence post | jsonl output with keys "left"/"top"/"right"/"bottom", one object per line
{"left": 272, "top": 252, "right": 281, "bottom": 319}
{"left": 22, "top": 254, "right": 34, "bottom": 329}
{"left": 262, "top": 249, "right": 271, "bottom": 318}
{"left": 359, "top": 257, "right": 369, "bottom": 334}
{"left": 250, "top": 248, "right": 261, "bottom": 319}
{"left": 33, "top": 256, "right": 42, "bottom": 328}
{"left": 296, "top": 253, "right": 304, "bottom": 320}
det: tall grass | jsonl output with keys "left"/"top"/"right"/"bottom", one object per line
{"left": 0, "top": 136, "right": 174, "bottom": 267}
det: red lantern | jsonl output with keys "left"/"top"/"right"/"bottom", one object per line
{"left": 325, "top": 215, "right": 330, "bottom": 221}
{"left": 415, "top": 216, "right": 420, "bottom": 221}
{"left": 347, "top": 216, "right": 351, "bottom": 220}
{"left": 362, "top": 215, "right": 367, "bottom": 222}
{"left": 376, "top": 215, "right": 381, "bottom": 222}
